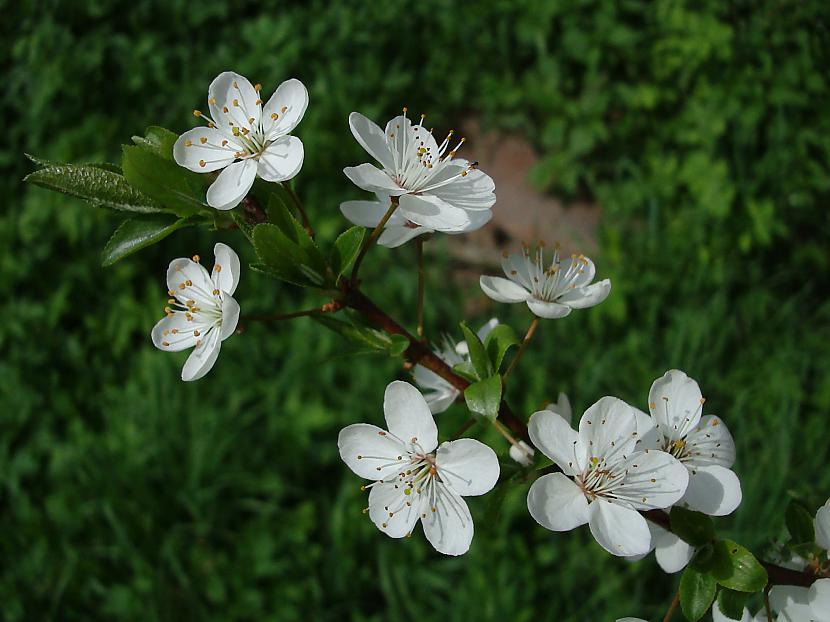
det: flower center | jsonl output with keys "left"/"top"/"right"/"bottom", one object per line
{"left": 576, "top": 455, "right": 629, "bottom": 501}
{"left": 158, "top": 256, "right": 224, "bottom": 349}
{"left": 520, "top": 244, "right": 589, "bottom": 302}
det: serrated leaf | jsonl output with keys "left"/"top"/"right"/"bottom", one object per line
{"left": 460, "top": 322, "right": 491, "bottom": 380}
{"left": 313, "top": 315, "right": 409, "bottom": 356}
{"left": 464, "top": 375, "right": 502, "bottom": 421}
{"left": 252, "top": 223, "right": 327, "bottom": 288}
{"left": 24, "top": 156, "right": 164, "bottom": 214}
{"left": 330, "top": 227, "right": 365, "bottom": 279}
{"left": 717, "top": 587, "right": 749, "bottom": 621}
{"left": 708, "top": 540, "right": 768, "bottom": 593}
{"left": 785, "top": 500, "right": 815, "bottom": 544}
{"left": 484, "top": 324, "right": 519, "bottom": 372}
{"left": 231, "top": 210, "right": 256, "bottom": 243}
{"left": 101, "top": 216, "right": 191, "bottom": 266}
{"left": 121, "top": 145, "right": 207, "bottom": 216}
{"left": 131, "top": 126, "right": 179, "bottom": 160}
{"left": 680, "top": 565, "right": 717, "bottom": 621}
{"left": 671, "top": 507, "right": 715, "bottom": 547}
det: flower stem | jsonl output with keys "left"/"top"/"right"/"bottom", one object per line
{"left": 416, "top": 237, "right": 426, "bottom": 341}
{"left": 282, "top": 183, "right": 315, "bottom": 238}
{"left": 492, "top": 419, "right": 522, "bottom": 449}
{"left": 662, "top": 591, "right": 680, "bottom": 622}
{"left": 350, "top": 196, "right": 400, "bottom": 284}
{"left": 243, "top": 300, "right": 342, "bottom": 323}
{"left": 502, "top": 317, "right": 539, "bottom": 383}
{"left": 764, "top": 586, "right": 773, "bottom": 622}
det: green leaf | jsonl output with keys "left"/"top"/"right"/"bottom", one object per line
{"left": 670, "top": 507, "right": 715, "bottom": 547}
{"left": 464, "top": 375, "right": 502, "bottom": 421}
{"left": 265, "top": 195, "right": 328, "bottom": 277}
{"left": 786, "top": 500, "right": 815, "bottom": 544}
{"left": 483, "top": 324, "right": 519, "bottom": 372}
{"left": 313, "top": 315, "right": 408, "bottom": 356}
{"left": 708, "top": 540, "right": 768, "bottom": 593}
{"left": 330, "top": 227, "right": 365, "bottom": 279}
{"left": 121, "top": 145, "right": 207, "bottom": 216}
{"left": 131, "top": 126, "right": 179, "bottom": 160}
{"left": 717, "top": 587, "right": 750, "bottom": 621}
{"left": 231, "top": 210, "right": 256, "bottom": 243}
{"left": 252, "top": 223, "right": 328, "bottom": 288}
{"left": 24, "top": 156, "right": 164, "bottom": 214}
{"left": 101, "top": 216, "right": 191, "bottom": 266}
{"left": 679, "top": 565, "right": 717, "bottom": 621}
{"left": 460, "top": 322, "right": 492, "bottom": 380}
{"left": 452, "top": 362, "right": 480, "bottom": 383}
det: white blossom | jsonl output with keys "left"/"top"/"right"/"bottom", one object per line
{"left": 174, "top": 71, "right": 307, "bottom": 210}
{"left": 527, "top": 396, "right": 688, "bottom": 556}
{"left": 151, "top": 243, "right": 240, "bottom": 381}
{"left": 343, "top": 110, "right": 495, "bottom": 234}
{"left": 480, "top": 245, "right": 610, "bottom": 319}
{"left": 338, "top": 381, "right": 499, "bottom": 556}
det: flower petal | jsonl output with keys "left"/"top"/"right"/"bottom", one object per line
{"left": 166, "top": 257, "right": 214, "bottom": 303}
{"left": 219, "top": 295, "right": 240, "bottom": 340}
{"left": 588, "top": 498, "right": 652, "bottom": 557}
{"left": 181, "top": 328, "right": 222, "bottom": 381}
{"left": 343, "top": 163, "right": 406, "bottom": 195}
{"left": 208, "top": 71, "right": 261, "bottom": 132}
{"left": 652, "top": 523, "right": 694, "bottom": 573}
{"left": 429, "top": 167, "right": 496, "bottom": 210}
{"left": 816, "top": 501, "right": 830, "bottom": 551}
{"left": 681, "top": 464, "right": 742, "bottom": 516}
{"left": 212, "top": 243, "right": 241, "bottom": 296}
{"left": 769, "top": 586, "right": 812, "bottom": 619}
{"left": 616, "top": 449, "right": 689, "bottom": 511}
{"left": 337, "top": 423, "right": 408, "bottom": 480}
{"left": 383, "top": 381, "right": 438, "bottom": 453}
{"left": 648, "top": 369, "right": 704, "bottom": 439}
{"left": 436, "top": 439, "right": 499, "bottom": 496}
{"left": 173, "top": 128, "right": 240, "bottom": 173}
{"left": 262, "top": 78, "right": 308, "bottom": 138}
{"left": 526, "top": 298, "right": 572, "bottom": 319}
{"left": 683, "top": 415, "right": 737, "bottom": 469}
{"left": 578, "top": 396, "right": 639, "bottom": 462}
{"left": 509, "top": 440, "right": 536, "bottom": 467}
{"left": 206, "top": 158, "right": 257, "bottom": 210}
{"left": 340, "top": 198, "right": 401, "bottom": 228}
{"left": 377, "top": 224, "right": 433, "bottom": 248}
{"left": 556, "top": 279, "right": 611, "bottom": 309}
{"left": 258, "top": 136, "right": 304, "bottom": 182}
{"left": 479, "top": 275, "right": 529, "bottom": 303}
{"left": 151, "top": 312, "right": 199, "bottom": 352}
{"left": 368, "top": 480, "right": 422, "bottom": 538}
{"left": 527, "top": 472, "right": 589, "bottom": 531}
{"left": 398, "top": 193, "right": 471, "bottom": 231}
{"left": 349, "top": 112, "right": 395, "bottom": 171}
{"left": 809, "top": 578, "right": 830, "bottom": 621}
{"left": 528, "top": 409, "right": 584, "bottom": 475}
{"left": 420, "top": 485, "right": 474, "bottom": 556}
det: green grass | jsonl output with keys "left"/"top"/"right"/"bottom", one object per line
{"left": 3, "top": 1, "right": 830, "bottom": 620}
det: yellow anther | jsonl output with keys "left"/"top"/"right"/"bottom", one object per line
{"left": 223, "top": 106, "right": 229, "bottom": 113}
{"left": 167, "top": 289, "right": 175, "bottom": 296}
{"left": 255, "top": 99, "right": 262, "bottom": 105}
{"left": 241, "top": 127, "right": 250, "bottom": 135}
{"left": 184, "top": 139, "right": 193, "bottom": 147}
{"left": 232, "top": 98, "right": 239, "bottom": 107}
{"left": 193, "top": 330, "right": 200, "bottom": 337}
{"left": 199, "top": 137, "right": 207, "bottom": 145}
{"left": 193, "top": 110, "right": 202, "bottom": 117}
{"left": 271, "top": 112, "right": 278, "bottom": 120}
{"left": 254, "top": 83, "right": 262, "bottom": 92}
{"left": 232, "top": 80, "right": 238, "bottom": 88}
{"left": 167, "top": 298, "right": 175, "bottom": 304}
{"left": 185, "top": 280, "right": 192, "bottom": 286}
{"left": 232, "top": 127, "right": 240, "bottom": 136}
{"left": 402, "top": 106, "right": 408, "bottom": 112}
{"left": 192, "top": 254, "right": 200, "bottom": 262}
{"left": 212, "top": 289, "right": 219, "bottom": 295}
{"left": 208, "top": 98, "right": 216, "bottom": 105}
{"left": 221, "top": 139, "right": 228, "bottom": 146}
{"left": 162, "top": 341, "right": 170, "bottom": 347}
{"left": 207, "top": 121, "right": 215, "bottom": 128}
{"left": 178, "top": 283, "right": 186, "bottom": 290}
{"left": 248, "top": 117, "right": 255, "bottom": 124}
{"left": 214, "top": 265, "right": 222, "bottom": 272}
{"left": 171, "top": 329, "right": 178, "bottom": 334}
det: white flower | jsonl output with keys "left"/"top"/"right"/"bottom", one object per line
{"left": 527, "top": 396, "right": 689, "bottom": 556}
{"left": 641, "top": 370, "right": 742, "bottom": 516}
{"left": 817, "top": 498, "right": 830, "bottom": 551}
{"left": 627, "top": 519, "right": 695, "bottom": 573}
{"left": 546, "top": 392, "right": 573, "bottom": 425}
{"left": 763, "top": 581, "right": 830, "bottom": 621}
{"left": 509, "top": 393, "right": 570, "bottom": 467}
{"left": 174, "top": 71, "right": 308, "bottom": 210}
{"left": 340, "top": 191, "right": 492, "bottom": 247}
{"left": 343, "top": 110, "right": 495, "bottom": 234}
{"left": 338, "top": 381, "right": 500, "bottom": 556}
{"left": 480, "top": 245, "right": 611, "bottom": 319}
{"left": 151, "top": 243, "right": 241, "bottom": 381}
{"left": 413, "top": 318, "right": 499, "bottom": 414}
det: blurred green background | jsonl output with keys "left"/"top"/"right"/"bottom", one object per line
{"left": 4, "top": 1, "right": 830, "bottom": 620}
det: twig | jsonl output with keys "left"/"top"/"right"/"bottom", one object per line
{"left": 764, "top": 585, "right": 773, "bottom": 621}
{"left": 350, "top": 196, "right": 400, "bottom": 284}
{"left": 243, "top": 300, "right": 342, "bottom": 323}
{"left": 416, "top": 237, "right": 425, "bottom": 341}
{"left": 663, "top": 591, "right": 680, "bottom": 622}
{"left": 503, "top": 317, "right": 539, "bottom": 383}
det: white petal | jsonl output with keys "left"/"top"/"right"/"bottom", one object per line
{"left": 173, "top": 128, "right": 239, "bottom": 172}
{"left": 770, "top": 586, "right": 812, "bottom": 620}
{"left": 261, "top": 78, "right": 308, "bottom": 138}
{"left": 219, "top": 295, "right": 240, "bottom": 340}
{"left": 430, "top": 167, "right": 496, "bottom": 210}
{"left": 479, "top": 275, "right": 530, "bottom": 303}
{"left": 212, "top": 243, "right": 241, "bottom": 296}
{"left": 526, "top": 298, "right": 572, "bottom": 319}
{"left": 557, "top": 279, "right": 611, "bottom": 309}
{"left": 809, "top": 579, "right": 830, "bottom": 621}
{"left": 343, "top": 163, "right": 406, "bottom": 195}
{"left": 420, "top": 485, "right": 474, "bottom": 556}
{"left": 617, "top": 449, "right": 689, "bottom": 511}
{"left": 151, "top": 312, "right": 198, "bottom": 352}
{"left": 398, "top": 193, "right": 471, "bottom": 231}
{"left": 509, "top": 440, "right": 535, "bottom": 467}
{"left": 206, "top": 158, "right": 257, "bottom": 210}
{"left": 349, "top": 112, "right": 395, "bottom": 171}
{"left": 383, "top": 381, "right": 438, "bottom": 453}
{"left": 340, "top": 198, "right": 400, "bottom": 228}
{"left": 816, "top": 502, "right": 830, "bottom": 551}
{"left": 181, "top": 328, "right": 222, "bottom": 381}
{"left": 368, "top": 481, "right": 422, "bottom": 538}
{"left": 648, "top": 369, "right": 704, "bottom": 439}
{"left": 546, "top": 392, "right": 573, "bottom": 425}
{"left": 528, "top": 409, "right": 585, "bottom": 475}
{"left": 527, "top": 473, "right": 589, "bottom": 531}
{"left": 208, "top": 71, "right": 261, "bottom": 131}
{"left": 588, "top": 498, "right": 652, "bottom": 556}
{"left": 337, "top": 423, "right": 408, "bottom": 480}
{"left": 683, "top": 415, "right": 737, "bottom": 469}
{"left": 631, "top": 406, "right": 663, "bottom": 450}
{"left": 258, "top": 136, "right": 304, "bottom": 182}
{"left": 436, "top": 439, "right": 499, "bottom": 496}
{"left": 377, "top": 224, "right": 432, "bottom": 248}
{"left": 166, "top": 257, "right": 214, "bottom": 302}
{"left": 712, "top": 601, "right": 752, "bottom": 622}
{"left": 681, "top": 464, "right": 742, "bottom": 516}
{"left": 652, "top": 524, "right": 694, "bottom": 573}
{"left": 578, "top": 396, "right": 639, "bottom": 462}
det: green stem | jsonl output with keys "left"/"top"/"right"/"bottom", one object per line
{"left": 416, "top": 237, "right": 425, "bottom": 341}
{"left": 503, "top": 317, "right": 539, "bottom": 383}
{"left": 350, "top": 196, "right": 400, "bottom": 284}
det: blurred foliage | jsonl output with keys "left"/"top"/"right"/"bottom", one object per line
{"left": 3, "top": 0, "right": 830, "bottom": 620}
